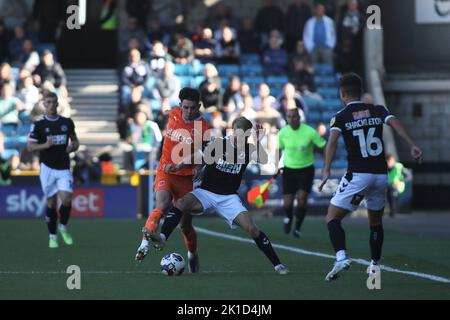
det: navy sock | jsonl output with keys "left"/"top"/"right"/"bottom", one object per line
{"left": 370, "top": 224, "right": 384, "bottom": 262}
{"left": 59, "top": 204, "right": 71, "bottom": 226}
{"left": 295, "top": 207, "right": 306, "bottom": 231}
{"left": 327, "top": 219, "right": 346, "bottom": 253}
{"left": 253, "top": 231, "right": 281, "bottom": 267}
{"left": 160, "top": 207, "right": 183, "bottom": 240}
{"left": 46, "top": 207, "right": 57, "bottom": 235}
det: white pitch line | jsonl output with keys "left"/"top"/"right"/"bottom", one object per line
{"left": 196, "top": 227, "right": 450, "bottom": 284}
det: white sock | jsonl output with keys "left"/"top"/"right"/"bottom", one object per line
{"left": 49, "top": 234, "right": 57, "bottom": 240}
{"left": 187, "top": 251, "right": 196, "bottom": 259}
{"left": 336, "top": 250, "right": 347, "bottom": 261}
{"left": 371, "top": 259, "right": 378, "bottom": 265}
{"left": 140, "top": 239, "right": 149, "bottom": 248}
{"left": 160, "top": 233, "right": 167, "bottom": 241}
{"left": 58, "top": 224, "right": 66, "bottom": 232}
{"left": 274, "top": 264, "right": 284, "bottom": 270}
{"left": 283, "top": 217, "right": 290, "bottom": 224}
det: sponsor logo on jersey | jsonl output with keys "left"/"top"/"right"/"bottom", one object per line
{"left": 215, "top": 158, "right": 242, "bottom": 174}
{"left": 330, "top": 117, "right": 336, "bottom": 127}
{"left": 166, "top": 128, "right": 193, "bottom": 144}
{"left": 352, "top": 109, "right": 371, "bottom": 120}
{"left": 61, "top": 125, "right": 68, "bottom": 132}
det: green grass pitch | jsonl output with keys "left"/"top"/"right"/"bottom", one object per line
{"left": 0, "top": 217, "right": 449, "bottom": 300}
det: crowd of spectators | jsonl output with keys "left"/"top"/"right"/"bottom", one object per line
{"left": 0, "top": 0, "right": 71, "bottom": 177}
{"left": 118, "top": 0, "right": 367, "bottom": 171}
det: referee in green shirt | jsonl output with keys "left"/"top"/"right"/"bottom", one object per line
{"left": 278, "top": 108, "right": 327, "bottom": 237}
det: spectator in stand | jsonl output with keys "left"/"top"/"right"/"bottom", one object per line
{"left": 0, "top": 82, "right": 24, "bottom": 128}
{"left": 263, "top": 30, "right": 288, "bottom": 76}
{"left": 253, "top": 83, "right": 277, "bottom": 111}
{"left": 119, "top": 17, "right": 151, "bottom": 59}
{"left": 336, "top": 0, "right": 364, "bottom": 74}
{"left": 169, "top": 32, "right": 195, "bottom": 65}
{"left": 303, "top": 2, "right": 336, "bottom": 64}
{"left": 126, "top": 0, "right": 151, "bottom": 29}
{"left": 254, "top": 0, "right": 285, "bottom": 39}
{"left": 209, "top": 111, "right": 227, "bottom": 139}
{"left": 221, "top": 75, "right": 241, "bottom": 120}
{"left": 0, "top": 20, "right": 11, "bottom": 63}
{"left": 17, "top": 69, "right": 39, "bottom": 117}
{"left": 148, "top": 41, "right": 173, "bottom": 78}
{"left": 236, "top": 95, "right": 257, "bottom": 123}
{"left": 121, "top": 49, "right": 152, "bottom": 105}
{"left": 126, "top": 109, "right": 162, "bottom": 170}
{"left": 207, "top": 2, "right": 239, "bottom": 31}
{"left": 285, "top": 0, "right": 312, "bottom": 53}
{"left": 230, "top": 82, "right": 253, "bottom": 113}
{"left": 289, "top": 40, "right": 314, "bottom": 72}
{"left": 278, "top": 83, "right": 307, "bottom": 115}
{"left": 122, "top": 36, "right": 150, "bottom": 64}
{"left": 147, "top": 17, "right": 170, "bottom": 45}
{"left": 216, "top": 26, "right": 240, "bottom": 64}
{"left": 117, "top": 86, "right": 150, "bottom": 140}
{"left": 290, "top": 60, "right": 316, "bottom": 93}
{"left": 0, "top": 62, "right": 17, "bottom": 93}
{"left": 256, "top": 96, "right": 281, "bottom": 129}
{"left": 32, "top": 0, "right": 66, "bottom": 42}
{"left": 199, "top": 78, "right": 222, "bottom": 114}
{"left": 0, "top": 0, "right": 28, "bottom": 29}
{"left": 153, "top": 61, "right": 181, "bottom": 105}
{"left": 238, "top": 17, "right": 260, "bottom": 54}
{"left": 12, "top": 38, "right": 40, "bottom": 72}
{"left": 33, "top": 50, "right": 68, "bottom": 99}
{"left": 8, "top": 26, "right": 26, "bottom": 63}
{"left": 202, "top": 63, "right": 221, "bottom": 88}
{"left": 193, "top": 27, "right": 216, "bottom": 64}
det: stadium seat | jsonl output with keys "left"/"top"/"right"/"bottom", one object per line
{"left": 314, "top": 63, "right": 334, "bottom": 75}
{"left": 149, "top": 99, "right": 161, "bottom": 111}
{"left": 219, "top": 76, "right": 230, "bottom": 88}
{"left": 334, "top": 159, "right": 348, "bottom": 169}
{"left": 318, "top": 87, "right": 339, "bottom": 99}
{"left": 174, "top": 64, "right": 190, "bottom": 76}
{"left": 178, "top": 76, "right": 193, "bottom": 88}
{"left": 1, "top": 124, "right": 17, "bottom": 136}
{"left": 190, "top": 61, "right": 205, "bottom": 76}
{"left": 302, "top": 97, "right": 321, "bottom": 109}
{"left": 217, "top": 64, "right": 240, "bottom": 77}
{"left": 306, "top": 111, "right": 322, "bottom": 123}
{"left": 240, "top": 54, "right": 260, "bottom": 65}
{"left": 320, "top": 99, "right": 342, "bottom": 111}
{"left": 242, "top": 75, "right": 264, "bottom": 86}
{"left": 240, "top": 64, "right": 263, "bottom": 76}
{"left": 315, "top": 75, "right": 336, "bottom": 87}
{"left": 192, "top": 76, "right": 206, "bottom": 88}
{"left": 266, "top": 76, "right": 288, "bottom": 85}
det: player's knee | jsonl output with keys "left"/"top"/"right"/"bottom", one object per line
{"left": 47, "top": 197, "right": 57, "bottom": 209}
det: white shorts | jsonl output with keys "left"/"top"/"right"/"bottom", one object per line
{"left": 191, "top": 188, "right": 248, "bottom": 229}
{"left": 39, "top": 163, "right": 73, "bottom": 198}
{"left": 330, "top": 172, "right": 387, "bottom": 212}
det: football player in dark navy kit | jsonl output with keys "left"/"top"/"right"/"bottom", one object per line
{"left": 27, "top": 92, "right": 79, "bottom": 249}
{"left": 318, "top": 73, "right": 422, "bottom": 281}
{"left": 149, "top": 117, "right": 289, "bottom": 275}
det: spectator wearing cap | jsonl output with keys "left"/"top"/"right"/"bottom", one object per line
{"left": 303, "top": 2, "right": 336, "bottom": 64}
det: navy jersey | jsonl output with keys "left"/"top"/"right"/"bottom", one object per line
{"left": 200, "top": 137, "right": 256, "bottom": 195}
{"left": 330, "top": 102, "right": 395, "bottom": 174}
{"left": 28, "top": 116, "right": 76, "bottom": 170}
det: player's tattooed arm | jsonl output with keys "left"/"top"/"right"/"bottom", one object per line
{"left": 319, "top": 129, "right": 340, "bottom": 191}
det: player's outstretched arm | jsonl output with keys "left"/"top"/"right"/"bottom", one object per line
{"left": 66, "top": 133, "right": 80, "bottom": 153}
{"left": 319, "top": 130, "right": 340, "bottom": 191}
{"left": 386, "top": 117, "right": 423, "bottom": 163}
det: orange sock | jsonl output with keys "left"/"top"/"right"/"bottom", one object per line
{"left": 144, "top": 208, "right": 165, "bottom": 233}
{"left": 182, "top": 227, "right": 197, "bottom": 253}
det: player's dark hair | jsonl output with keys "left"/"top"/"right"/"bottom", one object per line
{"left": 179, "top": 87, "right": 201, "bottom": 104}
{"left": 232, "top": 117, "right": 253, "bottom": 132}
{"left": 339, "top": 73, "right": 363, "bottom": 98}
{"left": 43, "top": 91, "right": 58, "bottom": 100}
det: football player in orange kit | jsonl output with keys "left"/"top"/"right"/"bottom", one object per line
{"left": 135, "top": 87, "right": 210, "bottom": 273}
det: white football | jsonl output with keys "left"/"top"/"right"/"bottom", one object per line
{"left": 160, "top": 253, "right": 185, "bottom": 276}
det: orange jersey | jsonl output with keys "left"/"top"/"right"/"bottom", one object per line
{"left": 157, "top": 107, "right": 210, "bottom": 176}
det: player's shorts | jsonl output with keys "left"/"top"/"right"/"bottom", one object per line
{"left": 282, "top": 165, "right": 315, "bottom": 195}
{"left": 39, "top": 163, "right": 73, "bottom": 198}
{"left": 330, "top": 171, "right": 388, "bottom": 212}
{"left": 154, "top": 171, "right": 193, "bottom": 202}
{"left": 190, "top": 188, "right": 247, "bottom": 229}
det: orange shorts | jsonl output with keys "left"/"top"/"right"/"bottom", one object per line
{"left": 154, "top": 171, "right": 193, "bottom": 202}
